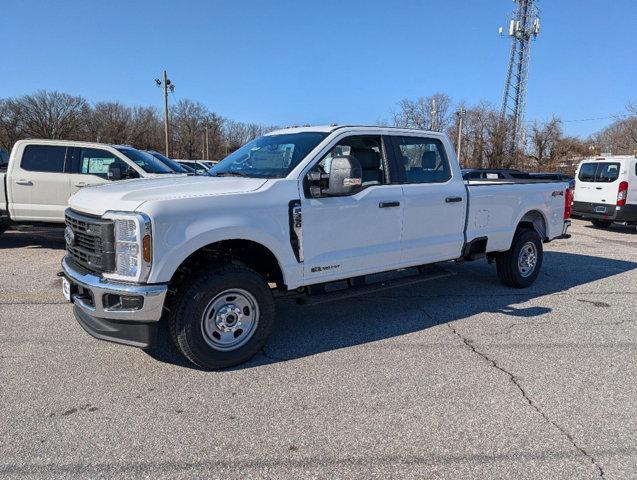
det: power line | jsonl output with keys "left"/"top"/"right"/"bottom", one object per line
{"left": 531, "top": 113, "right": 633, "bottom": 125}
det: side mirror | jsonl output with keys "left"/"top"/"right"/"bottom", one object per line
{"left": 306, "top": 155, "right": 363, "bottom": 198}
{"left": 107, "top": 164, "right": 122, "bottom": 181}
{"left": 325, "top": 155, "right": 362, "bottom": 196}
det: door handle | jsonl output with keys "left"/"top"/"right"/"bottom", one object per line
{"left": 74, "top": 182, "right": 88, "bottom": 187}
{"left": 379, "top": 201, "right": 400, "bottom": 208}
{"left": 595, "top": 187, "right": 602, "bottom": 190}
{"left": 445, "top": 196, "right": 463, "bottom": 203}
{"left": 15, "top": 179, "right": 33, "bottom": 186}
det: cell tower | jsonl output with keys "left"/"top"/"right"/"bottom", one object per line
{"left": 499, "top": 0, "right": 540, "bottom": 152}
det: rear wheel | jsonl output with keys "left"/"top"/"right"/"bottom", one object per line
{"left": 591, "top": 219, "right": 613, "bottom": 229}
{"left": 496, "top": 229, "right": 543, "bottom": 288}
{"left": 168, "top": 264, "right": 275, "bottom": 370}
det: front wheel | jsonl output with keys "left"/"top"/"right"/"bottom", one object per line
{"left": 168, "top": 264, "right": 275, "bottom": 369}
{"left": 496, "top": 229, "right": 543, "bottom": 288}
{"left": 591, "top": 219, "right": 613, "bottom": 229}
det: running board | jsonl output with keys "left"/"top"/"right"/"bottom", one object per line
{"left": 295, "top": 266, "right": 455, "bottom": 306}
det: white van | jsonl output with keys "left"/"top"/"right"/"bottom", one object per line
{"left": 572, "top": 155, "right": 637, "bottom": 229}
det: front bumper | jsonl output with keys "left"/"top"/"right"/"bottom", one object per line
{"left": 61, "top": 256, "right": 167, "bottom": 348}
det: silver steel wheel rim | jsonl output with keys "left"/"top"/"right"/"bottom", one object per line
{"left": 517, "top": 241, "right": 538, "bottom": 278}
{"left": 201, "top": 289, "right": 259, "bottom": 352}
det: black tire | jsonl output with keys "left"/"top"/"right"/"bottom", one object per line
{"left": 168, "top": 264, "right": 275, "bottom": 370}
{"left": 496, "top": 229, "right": 543, "bottom": 288}
{"left": 591, "top": 219, "right": 612, "bottom": 229}
{"left": 0, "top": 224, "right": 7, "bottom": 236}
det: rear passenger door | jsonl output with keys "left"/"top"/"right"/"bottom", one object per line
{"left": 8, "top": 144, "right": 72, "bottom": 222}
{"left": 68, "top": 147, "right": 139, "bottom": 196}
{"left": 389, "top": 135, "right": 467, "bottom": 265}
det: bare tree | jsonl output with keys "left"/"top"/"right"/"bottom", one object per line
{"left": 529, "top": 117, "right": 562, "bottom": 168}
{"left": 393, "top": 93, "right": 452, "bottom": 132}
{"left": 127, "top": 106, "right": 163, "bottom": 151}
{"left": 0, "top": 99, "right": 24, "bottom": 153}
{"left": 169, "top": 99, "right": 211, "bottom": 159}
{"left": 16, "top": 90, "right": 90, "bottom": 140}
{"left": 88, "top": 102, "right": 131, "bottom": 144}
{"left": 592, "top": 105, "right": 637, "bottom": 155}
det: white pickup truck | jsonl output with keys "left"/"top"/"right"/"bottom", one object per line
{"left": 60, "top": 126, "right": 572, "bottom": 369}
{"left": 0, "top": 139, "right": 175, "bottom": 234}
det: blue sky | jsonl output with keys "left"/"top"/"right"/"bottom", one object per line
{"left": 2, "top": 0, "right": 636, "bottom": 137}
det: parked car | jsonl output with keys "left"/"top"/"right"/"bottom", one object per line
{"left": 461, "top": 168, "right": 532, "bottom": 180}
{"left": 145, "top": 150, "right": 193, "bottom": 174}
{"left": 0, "top": 140, "right": 176, "bottom": 233}
{"left": 572, "top": 155, "right": 637, "bottom": 229}
{"left": 177, "top": 159, "right": 214, "bottom": 175}
{"left": 61, "top": 126, "right": 572, "bottom": 369}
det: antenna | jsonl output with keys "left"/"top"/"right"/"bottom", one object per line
{"left": 499, "top": 0, "right": 540, "bottom": 153}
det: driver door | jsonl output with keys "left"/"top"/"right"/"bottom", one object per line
{"left": 300, "top": 135, "right": 404, "bottom": 283}
{"left": 68, "top": 147, "right": 138, "bottom": 195}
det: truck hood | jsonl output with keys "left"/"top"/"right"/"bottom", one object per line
{"left": 68, "top": 175, "right": 268, "bottom": 216}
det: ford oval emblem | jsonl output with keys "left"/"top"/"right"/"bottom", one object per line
{"left": 64, "top": 226, "right": 75, "bottom": 246}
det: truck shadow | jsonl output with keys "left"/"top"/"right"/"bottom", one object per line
{"left": 146, "top": 251, "right": 637, "bottom": 371}
{"left": 0, "top": 227, "right": 66, "bottom": 249}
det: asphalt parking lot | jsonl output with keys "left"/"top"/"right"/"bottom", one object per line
{"left": 0, "top": 219, "right": 635, "bottom": 479}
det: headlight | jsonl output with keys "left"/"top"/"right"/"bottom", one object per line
{"left": 102, "top": 211, "right": 152, "bottom": 283}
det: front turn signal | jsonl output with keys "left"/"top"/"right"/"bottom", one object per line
{"left": 142, "top": 234, "right": 152, "bottom": 263}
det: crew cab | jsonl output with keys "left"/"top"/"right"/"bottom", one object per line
{"left": 0, "top": 140, "right": 176, "bottom": 234}
{"left": 60, "top": 126, "right": 572, "bottom": 369}
{"left": 572, "top": 155, "right": 637, "bottom": 229}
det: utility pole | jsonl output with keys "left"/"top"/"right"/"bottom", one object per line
{"left": 155, "top": 70, "right": 175, "bottom": 157}
{"left": 430, "top": 98, "right": 437, "bottom": 131}
{"left": 499, "top": 0, "right": 540, "bottom": 153}
{"left": 456, "top": 107, "right": 466, "bottom": 164}
{"left": 204, "top": 121, "right": 210, "bottom": 160}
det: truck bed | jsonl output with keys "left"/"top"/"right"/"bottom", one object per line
{"left": 465, "top": 179, "right": 568, "bottom": 252}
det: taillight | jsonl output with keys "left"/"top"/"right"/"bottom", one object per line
{"left": 617, "top": 181, "right": 629, "bottom": 206}
{"left": 564, "top": 187, "right": 573, "bottom": 219}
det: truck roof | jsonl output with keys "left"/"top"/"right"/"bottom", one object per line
{"left": 13, "top": 139, "right": 132, "bottom": 150}
{"left": 266, "top": 125, "right": 444, "bottom": 136}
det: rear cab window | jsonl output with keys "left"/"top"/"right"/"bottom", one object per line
{"left": 390, "top": 136, "right": 451, "bottom": 184}
{"left": 20, "top": 145, "right": 67, "bottom": 173}
{"left": 578, "top": 162, "right": 620, "bottom": 183}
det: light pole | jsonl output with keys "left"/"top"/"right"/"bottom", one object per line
{"left": 155, "top": 70, "right": 175, "bottom": 157}
{"left": 456, "top": 107, "right": 466, "bottom": 164}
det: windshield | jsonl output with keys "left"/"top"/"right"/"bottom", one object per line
{"left": 147, "top": 151, "right": 189, "bottom": 173}
{"left": 211, "top": 132, "right": 329, "bottom": 178}
{"left": 116, "top": 147, "right": 174, "bottom": 174}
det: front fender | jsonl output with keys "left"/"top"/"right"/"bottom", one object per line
{"left": 141, "top": 191, "right": 302, "bottom": 287}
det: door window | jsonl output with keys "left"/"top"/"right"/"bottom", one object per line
{"left": 315, "top": 136, "right": 386, "bottom": 187}
{"left": 392, "top": 137, "right": 451, "bottom": 183}
{"left": 21, "top": 145, "right": 67, "bottom": 173}
{"left": 79, "top": 148, "right": 137, "bottom": 179}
